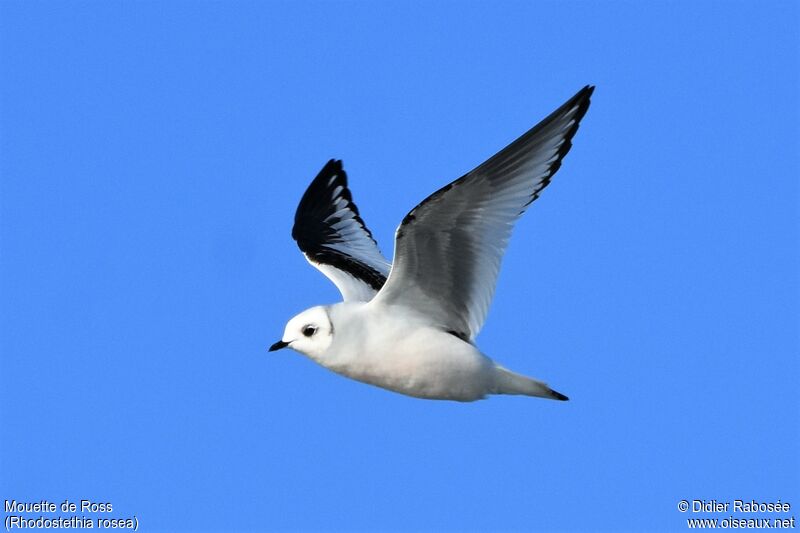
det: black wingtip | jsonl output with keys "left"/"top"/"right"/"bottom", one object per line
{"left": 291, "top": 158, "right": 389, "bottom": 292}
{"left": 551, "top": 389, "right": 569, "bottom": 401}
{"left": 568, "top": 84, "right": 595, "bottom": 122}
{"left": 574, "top": 84, "right": 595, "bottom": 102}
{"left": 322, "top": 158, "right": 342, "bottom": 173}
{"left": 553, "top": 84, "right": 594, "bottom": 131}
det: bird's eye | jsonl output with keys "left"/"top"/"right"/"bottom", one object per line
{"left": 302, "top": 325, "right": 317, "bottom": 337}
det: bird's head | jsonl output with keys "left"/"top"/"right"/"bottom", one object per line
{"left": 269, "top": 305, "right": 334, "bottom": 359}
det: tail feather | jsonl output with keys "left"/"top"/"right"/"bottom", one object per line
{"left": 493, "top": 365, "right": 569, "bottom": 401}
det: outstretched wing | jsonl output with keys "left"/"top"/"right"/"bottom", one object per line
{"left": 292, "top": 159, "right": 391, "bottom": 302}
{"left": 371, "top": 86, "right": 594, "bottom": 340}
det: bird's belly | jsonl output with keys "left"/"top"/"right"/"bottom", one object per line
{"left": 331, "top": 328, "right": 493, "bottom": 401}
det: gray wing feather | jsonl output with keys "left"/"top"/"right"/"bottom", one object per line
{"left": 372, "top": 86, "right": 594, "bottom": 339}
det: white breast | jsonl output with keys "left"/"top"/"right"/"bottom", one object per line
{"left": 323, "top": 303, "right": 495, "bottom": 401}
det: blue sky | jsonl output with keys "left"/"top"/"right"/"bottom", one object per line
{"left": 1, "top": 1, "right": 797, "bottom": 531}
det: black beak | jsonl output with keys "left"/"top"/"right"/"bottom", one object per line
{"left": 269, "top": 340, "right": 290, "bottom": 352}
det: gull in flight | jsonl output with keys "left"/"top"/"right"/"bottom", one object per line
{"left": 270, "top": 86, "right": 594, "bottom": 401}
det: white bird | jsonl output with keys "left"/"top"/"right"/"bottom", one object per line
{"left": 270, "top": 86, "right": 594, "bottom": 401}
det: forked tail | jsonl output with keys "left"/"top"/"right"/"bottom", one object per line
{"left": 492, "top": 365, "right": 569, "bottom": 401}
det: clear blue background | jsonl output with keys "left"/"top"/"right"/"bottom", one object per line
{"left": 1, "top": 1, "right": 798, "bottom": 531}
